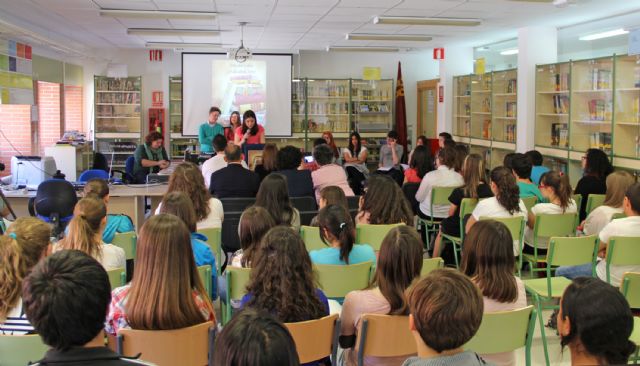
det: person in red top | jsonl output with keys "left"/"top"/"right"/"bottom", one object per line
{"left": 404, "top": 145, "right": 433, "bottom": 184}
{"left": 234, "top": 110, "right": 265, "bottom": 147}
{"left": 224, "top": 111, "right": 241, "bottom": 142}
{"left": 322, "top": 131, "right": 340, "bottom": 161}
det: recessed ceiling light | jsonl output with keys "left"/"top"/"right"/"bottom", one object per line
{"left": 100, "top": 9, "right": 217, "bottom": 20}
{"left": 579, "top": 28, "right": 628, "bottom": 41}
{"left": 373, "top": 16, "right": 481, "bottom": 27}
{"left": 500, "top": 49, "right": 519, "bottom": 55}
{"left": 345, "top": 33, "right": 432, "bottom": 42}
{"left": 128, "top": 29, "right": 220, "bottom": 37}
{"left": 476, "top": 46, "right": 490, "bottom": 52}
{"left": 326, "top": 46, "right": 399, "bottom": 52}
{"left": 145, "top": 42, "right": 224, "bottom": 49}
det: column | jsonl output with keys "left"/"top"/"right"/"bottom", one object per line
{"left": 437, "top": 46, "right": 474, "bottom": 136}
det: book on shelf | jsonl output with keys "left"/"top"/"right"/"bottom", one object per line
{"left": 551, "top": 122, "right": 569, "bottom": 147}
{"left": 463, "top": 119, "right": 470, "bottom": 136}
{"left": 547, "top": 158, "right": 568, "bottom": 175}
{"left": 482, "top": 97, "right": 491, "bottom": 113}
{"left": 591, "top": 68, "right": 611, "bottom": 90}
{"left": 553, "top": 73, "right": 569, "bottom": 91}
{"left": 464, "top": 103, "right": 471, "bottom": 115}
{"left": 553, "top": 95, "right": 569, "bottom": 114}
{"left": 504, "top": 124, "right": 516, "bottom": 143}
{"left": 589, "top": 132, "right": 612, "bottom": 153}
{"left": 587, "top": 99, "right": 611, "bottom": 121}
{"left": 506, "top": 79, "right": 517, "bottom": 94}
{"left": 482, "top": 119, "right": 491, "bottom": 139}
{"left": 505, "top": 102, "right": 517, "bottom": 117}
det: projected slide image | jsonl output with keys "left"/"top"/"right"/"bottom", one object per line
{"left": 212, "top": 60, "right": 267, "bottom": 126}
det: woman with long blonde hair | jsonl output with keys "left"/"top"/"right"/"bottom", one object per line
{"left": 582, "top": 170, "right": 636, "bottom": 235}
{"left": 83, "top": 178, "right": 134, "bottom": 243}
{"left": 105, "top": 214, "right": 215, "bottom": 335}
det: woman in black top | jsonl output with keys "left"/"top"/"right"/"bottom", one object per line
{"left": 432, "top": 154, "right": 492, "bottom": 259}
{"left": 575, "top": 148, "right": 612, "bottom": 221}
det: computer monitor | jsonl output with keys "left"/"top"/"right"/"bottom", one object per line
{"left": 10, "top": 156, "right": 57, "bottom": 190}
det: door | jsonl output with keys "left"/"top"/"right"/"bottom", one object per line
{"left": 417, "top": 79, "right": 439, "bottom": 139}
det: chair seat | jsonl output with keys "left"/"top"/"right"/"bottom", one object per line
{"left": 522, "top": 253, "right": 548, "bottom": 264}
{"left": 631, "top": 317, "right": 640, "bottom": 345}
{"left": 524, "top": 277, "right": 572, "bottom": 298}
{"left": 441, "top": 233, "right": 461, "bottom": 244}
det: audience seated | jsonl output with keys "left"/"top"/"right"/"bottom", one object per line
{"left": 311, "top": 144, "right": 354, "bottom": 203}
{"left": 105, "top": 214, "right": 215, "bottom": 335}
{"left": 254, "top": 143, "right": 278, "bottom": 182}
{"left": 310, "top": 186, "right": 348, "bottom": 226}
{"left": 254, "top": 173, "right": 301, "bottom": 230}
{"left": 340, "top": 226, "right": 423, "bottom": 366}
{"left": 461, "top": 220, "right": 527, "bottom": 366}
{"left": 158, "top": 162, "right": 224, "bottom": 230}
{"left": 511, "top": 153, "right": 544, "bottom": 203}
{"left": 201, "top": 134, "right": 249, "bottom": 188}
{"left": 276, "top": 145, "right": 314, "bottom": 198}
{"left": 54, "top": 198, "right": 125, "bottom": 270}
{"left": 525, "top": 150, "right": 549, "bottom": 185}
{"left": 83, "top": 179, "right": 134, "bottom": 244}
{"left": 404, "top": 145, "right": 432, "bottom": 184}
{"left": 22, "top": 250, "right": 153, "bottom": 365}
{"left": 437, "top": 132, "right": 453, "bottom": 149}
{"left": 322, "top": 131, "right": 341, "bottom": 162}
{"left": 356, "top": 175, "right": 413, "bottom": 225}
{"left": 452, "top": 143, "right": 469, "bottom": 173}
{"left": 416, "top": 146, "right": 464, "bottom": 220}
{"left": 407, "top": 135, "right": 428, "bottom": 168}
{"left": 302, "top": 138, "right": 327, "bottom": 172}
{"left": 404, "top": 268, "right": 487, "bottom": 366}
{"left": 343, "top": 131, "right": 369, "bottom": 195}
{"left": 502, "top": 153, "right": 517, "bottom": 171}
{"left": 557, "top": 278, "right": 635, "bottom": 365}
{"left": 310, "top": 205, "right": 375, "bottom": 265}
{"left": 209, "top": 144, "right": 261, "bottom": 198}
{"left": 376, "top": 130, "right": 405, "bottom": 185}
{"left": 581, "top": 170, "right": 635, "bottom": 236}
{"left": 229, "top": 206, "right": 276, "bottom": 268}
{"left": 575, "top": 148, "right": 613, "bottom": 221}
{"left": 214, "top": 308, "right": 300, "bottom": 366}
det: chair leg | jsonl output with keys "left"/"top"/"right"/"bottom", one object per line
{"left": 533, "top": 295, "right": 551, "bottom": 366}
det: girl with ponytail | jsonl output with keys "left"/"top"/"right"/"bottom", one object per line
{"left": 56, "top": 198, "right": 125, "bottom": 270}
{"left": 310, "top": 205, "right": 375, "bottom": 265}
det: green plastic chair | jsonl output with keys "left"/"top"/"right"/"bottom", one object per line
{"left": 522, "top": 213, "right": 577, "bottom": 277}
{"left": 223, "top": 267, "right": 252, "bottom": 324}
{"left": 586, "top": 194, "right": 605, "bottom": 215}
{"left": 0, "top": 335, "right": 49, "bottom": 366}
{"left": 572, "top": 194, "right": 583, "bottom": 215}
{"left": 523, "top": 235, "right": 599, "bottom": 366}
{"left": 441, "top": 198, "right": 479, "bottom": 268}
{"left": 197, "top": 227, "right": 222, "bottom": 274}
{"left": 420, "top": 257, "right": 444, "bottom": 277}
{"left": 356, "top": 223, "right": 404, "bottom": 251}
{"left": 521, "top": 196, "right": 537, "bottom": 213}
{"left": 107, "top": 267, "right": 126, "bottom": 290}
{"left": 314, "top": 261, "right": 373, "bottom": 300}
{"left": 300, "top": 225, "right": 327, "bottom": 252}
{"left": 605, "top": 236, "right": 640, "bottom": 285}
{"left": 112, "top": 231, "right": 137, "bottom": 260}
{"left": 479, "top": 216, "right": 525, "bottom": 276}
{"left": 464, "top": 306, "right": 536, "bottom": 366}
{"left": 621, "top": 273, "right": 640, "bottom": 362}
{"left": 197, "top": 265, "right": 212, "bottom": 300}
{"left": 417, "top": 186, "right": 459, "bottom": 249}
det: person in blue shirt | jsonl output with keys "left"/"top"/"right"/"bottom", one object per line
{"left": 198, "top": 106, "right": 225, "bottom": 153}
{"left": 310, "top": 205, "right": 376, "bottom": 265}
{"left": 159, "top": 191, "right": 217, "bottom": 299}
{"left": 526, "top": 150, "right": 550, "bottom": 185}
{"left": 83, "top": 179, "right": 135, "bottom": 243}
{"left": 512, "top": 153, "right": 545, "bottom": 203}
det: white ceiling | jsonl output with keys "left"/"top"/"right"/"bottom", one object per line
{"left": 0, "top": 0, "right": 639, "bottom": 55}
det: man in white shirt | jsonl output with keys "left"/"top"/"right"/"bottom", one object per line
{"left": 202, "top": 134, "right": 248, "bottom": 188}
{"left": 415, "top": 146, "right": 463, "bottom": 218}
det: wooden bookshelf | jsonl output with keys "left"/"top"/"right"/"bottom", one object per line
{"left": 614, "top": 54, "right": 640, "bottom": 159}
{"left": 453, "top": 75, "right": 471, "bottom": 137}
{"left": 492, "top": 69, "right": 517, "bottom": 144}
{"left": 535, "top": 62, "right": 571, "bottom": 151}
{"left": 470, "top": 73, "right": 493, "bottom": 140}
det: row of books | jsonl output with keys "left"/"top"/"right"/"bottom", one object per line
{"left": 506, "top": 79, "right": 517, "bottom": 94}
{"left": 357, "top": 103, "right": 390, "bottom": 113}
{"left": 96, "top": 105, "right": 141, "bottom": 117}
{"left": 591, "top": 68, "right": 611, "bottom": 90}
{"left": 551, "top": 123, "right": 569, "bottom": 147}
{"left": 96, "top": 78, "right": 140, "bottom": 92}
{"left": 553, "top": 95, "right": 569, "bottom": 114}
{"left": 586, "top": 99, "right": 612, "bottom": 121}
{"left": 503, "top": 124, "right": 516, "bottom": 142}
{"left": 482, "top": 120, "right": 491, "bottom": 139}
{"left": 96, "top": 93, "right": 140, "bottom": 104}
{"left": 552, "top": 73, "right": 569, "bottom": 91}
{"left": 505, "top": 102, "right": 517, "bottom": 118}
{"left": 589, "top": 132, "right": 612, "bottom": 153}
{"left": 480, "top": 98, "right": 491, "bottom": 113}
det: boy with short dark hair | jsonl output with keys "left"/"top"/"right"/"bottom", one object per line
{"left": 511, "top": 153, "right": 544, "bottom": 202}
{"left": 525, "top": 150, "right": 549, "bottom": 185}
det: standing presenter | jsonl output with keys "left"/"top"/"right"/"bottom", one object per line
{"left": 198, "top": 106, "right": 225, "bottom": 153}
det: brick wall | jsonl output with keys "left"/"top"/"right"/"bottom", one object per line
{"left": 0, "top": 105, "right": 33, "bottom": 177}
{"left": 64, "top": 85, "right": 83, "bottom": 132}
{"left": 37, "top": 81, "right": 62, "bottom": 154}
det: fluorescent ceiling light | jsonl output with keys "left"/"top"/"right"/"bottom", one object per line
{"left": 476, "top": 46, "right": 489, "bottom": 52}
{"left": 579, "top": 28, "right": 628, "bottom": 41}
{"left": 346, "top": 33, "right": 432, "bottom": 42}
{"left": 500, "top": 49, "right": 518, "bottom": 55}
{"left": 326, "top": 46, "right": 400, "bottom": 52}
{"left": 100, "top": 9, "right": 217, "bottom": 20}
{"left": 128, "top": 28, "right": 220, "bottom": 37}
{"left": 145, "top": 42, "right": 224, "bottom": 49}
{"left": 373, "top": 16, "right": 481, "bottom": 26}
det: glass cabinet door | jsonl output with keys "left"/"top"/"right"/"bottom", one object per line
{"left": 492, "top": 69, "right": 517, "bottom": 143}
{"left": 613, "top": 54, "right": 640, "bottom": 159}
{"left": 306, "top": 79, "right": 350, "bottom": 133}
{"left": 352, "top": 79, "right": 393, "bottom": 133}
{"left": 535, "top": 62, "right": 571, "bottom": 149}
{"left": 470, "top": 73, "right": 492, "bottom": 140}
{"left": 453, "top": 75, "right": 471, "bottom": 137}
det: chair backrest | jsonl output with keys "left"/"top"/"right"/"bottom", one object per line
{"left": 480, "top": 216, "right": 525, "bottom": 244}
{"left": 299, "top": 210, "right": 318, "bottom": 226}
{"left": 112, "top": 231, "right": 137, "bottom": 260}
{"left": 291, "top": 196, "right": 318, "bottom": 212}
{"left": 355, "top": 223, "right": 404, "bottom": 251}
{"left": 533, "top": 213, "right": 577, "bottom": 239}
{"left": 78, "top": 169, "right": 110, "bottom": 182}
{"left": 219, "top": 197, "right": 255, "bottom": 213}
{"left": 464, "top": 306, "right": 534, "bottom": 354}
{"left": 116, "top": 321, "right": 215, "bottom": 366}
{"left": 226, "top": 266, "right": 252, "bottom": 301}
{"left": 458, "top": 198, "right": 480, "bottom": 240}
{"left": 197, "top": 227, "right": 222, "bottom": 273}
{"left": 421, "top": 257, "right": 444, "bottom": 277}
{"left": 357, "top": 314, "right": 416, "bottom": 361}
{"left": 431, "top": 186, "right": 458, "bottom": 207}
{"left": 621, "top": 272, "right": 640, "bottom": 309}
{"left": 93, "top": 152, "right": 109, "bottom": 172}
{"left": 107, "top": 267, "right": 126, "bottom": 290}
{"left": 547, "top": 235, "right": 598, "bottom": 268}
{"left": 285, "top": 314, "right": 340, "bottom": 364}
{"left": 607, "top": 236, "right": 640, "bottom": 272}
{"left": 300, "top": 225, "right": 327, "bottom": 252}
{"left": 521, "top": 196, "right": 537, "bottom": 213}
{"left": 197, "top": 265, "right": 213, "bottom": 299}
{"left": 586, "top": 194, "right": 606, "bottom": 215}
{"left": 124, "top": 156, "right": 135, "bottom": 176}
{"left": 572, "top": 194, "right": 583, "bottom": 213}
{"left": 221, "top": 212, "right": 242, "bottom": 253}
{"left": 347, "top": 195, "right": 361, "bottom": 211}
{"left": 314, "top": 262, "right": 373, "bottom": 299}
{"left": 0, "top": 334, "right": 49, "bottom": 366}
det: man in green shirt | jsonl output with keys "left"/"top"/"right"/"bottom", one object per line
{"left": 199, "top": 106, "right": 224, "bottom": 153}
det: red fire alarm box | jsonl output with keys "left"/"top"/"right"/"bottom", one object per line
{"left": 433, "top": 48, "right": 445, "bottom": 60}
{"left": 148, "top": 108, "right": 165, "bottom": 135}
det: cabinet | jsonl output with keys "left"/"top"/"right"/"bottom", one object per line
{"left": 492, "top": 69, "right": 517, "bottom": 144}
{"left": 168, "top": 76, "right": 197, "bottom": 158}
{"left": 453, "top": 75, "right": 471, "bottom": 138}
{"left": 352, "top": 79, "right": 393, "bottom": 132}
{"left": 613, "top": 54, "right": 640, "bottom": 160}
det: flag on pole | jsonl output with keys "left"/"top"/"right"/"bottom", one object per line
{"left": 395, "top": 62, "right": 408, "bottom": 158}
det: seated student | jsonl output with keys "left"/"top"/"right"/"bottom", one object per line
{"left": 210, "top": 143, "right": 261, "bottom": 198}
{"left": 432, "top": 153, "right": 492, "bottom": 259}
{"left": 461, "top": 220, "right": 527, "bottom": 366}
{"left": 524, "top": 171, "right": 577, "bottom": 254}
{"left": 466, "top": 167, "right": 527, "bottom": 256}
{"left": 254, "top": 143, "right": 278, "bottom": 182}
{"left": 416, "top": 146, "right": 464, "bottom": 220}
{"left": 404, "top": 145, "right": 432, "bottom": 184}
{"left": 407, "top": 135, "right": 428, "bottom": 166}
{"left": 310, "top": 205, "right": 376, "bottom": 265}
{"left": 276, "top": 145, "right": 314, "bottom": 198}
{"left": 201, "top": 134, "right": 248, "bottom": 188}
{"left": 157, "top": 162, "right": 224, "bottom": 230}
{"left": 356, "top": 175, "right": 414, "bottom": 225}
{"left": 575, "top": 148, "right": 613, "bottom": 222}
{"left": 213, "top": 308, "right": 300, "bottom": 366}
{"left": 511, "top": 153, "right": 544, "bottom": 203}
{"left": 54, "top": 198, "right": 125, "bottom": 270}
{"left": 311, "top": 144, "right": 354, "bottom": 203}
{"left": 159, "top": 191, "right": 217, "bottom": 297}
{"left": 404, "top": 268, "right": 487, "bottom": 366}
{"left": 343, "top": 131, "right": 369, "bottom": 195}
{"left": 377, "top": 130, "right": 405, "bottom": 185}
{"left": 340, "top": 226, "right": 423, "bottom": 366}
{"left": 582, "top": 170, "right": 635, "bottom": 236}
{"left": 557, "top": 277, "right": 635, "bottom": 365}
{"left": 310, "top": 186, "right": 348, "bottom": 226}
{"left": 323, "top": 131, "right": 341, "bottom": 163}
{"left": 502, "top": 152, "right": 517, "bottom": 171}
{"left": 438, "top": 132, "right": 453, "bottom": 149}
{"left": 556, "top": 183, "right": 640, "bottom": 286}
{"left": 302, "top": 138, "right": 327, "bottom": 172}
{"left": 105, "top": 214, "right": 215, "bottom": 335}
{"left": 240, "top": 226, "right": 329, "bottom": 323}
{"left": 132, "top": 131, "right": 170, "bottom": 184}
{"left": 21, "top": 250, "right": 153, "bottom": 365}
{"left": 229, "top": 206, "right": 276, "bottom": 268}
{"left": 525, "top": 150, "right": 550, "bottom": 185}
{"left": 254, "top": 174, "right": 301, "bottom": 230}
{"left": 83, "top": 179, "right": 134, "bottom": 243}
{"left": 452, "top": 143, "right": 469, "bottom": 173}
